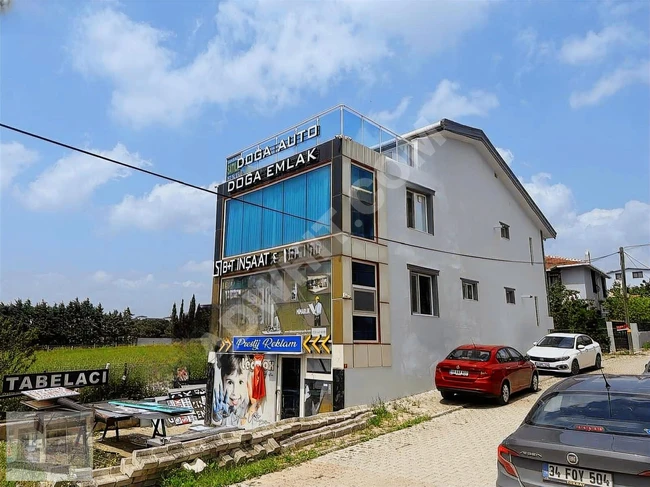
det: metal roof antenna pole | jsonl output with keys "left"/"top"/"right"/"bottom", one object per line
{"left": 618, "top": 247, "right": 634, "bottom": 353}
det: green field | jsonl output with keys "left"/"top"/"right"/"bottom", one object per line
{"left": 29, "top": 342, "right": 207, "bottom": 374}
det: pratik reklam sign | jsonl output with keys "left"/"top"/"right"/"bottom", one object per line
{"left": 2, "top": 369, "right": 110, "bottom": 394}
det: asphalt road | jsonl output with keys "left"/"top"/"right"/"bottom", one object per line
{"left": 240, "top": 353, "right": 649, "bottom": 487}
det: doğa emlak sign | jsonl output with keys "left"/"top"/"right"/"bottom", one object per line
{"left": 2, "top": 369, "right": 109, "bottom": 394}
{"left": 226, "top": 147, "right": 320, "bottom": 195}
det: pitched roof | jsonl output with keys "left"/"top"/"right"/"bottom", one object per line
{"left": 545, "top": 256, "right": 610, "bottom": 278}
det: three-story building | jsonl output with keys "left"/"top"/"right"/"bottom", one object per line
{"left": 206, "top": 106, "right": 556, "bottom": 429}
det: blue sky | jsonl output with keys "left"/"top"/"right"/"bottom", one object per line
{"left": 1, "top": 0, "right": 649, "bottom": 317}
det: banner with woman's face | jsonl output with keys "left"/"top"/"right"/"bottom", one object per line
{"left": 212, "top": 353, "right": 277, "bottom": 429}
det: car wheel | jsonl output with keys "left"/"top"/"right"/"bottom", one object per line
{"left": 570, "top": 360, "right": 580, "bottom": 376}
{"left": 440, "top": 390, "right": 454, "bottom": 401}
{"left": 529, "top": 373, "right": 539, "bottom": 392}
{"left": 594, "top": 354, "right": 602, "bottom": 370}
{"left": 497, "top": 382, "right": 511, "bottom": 405}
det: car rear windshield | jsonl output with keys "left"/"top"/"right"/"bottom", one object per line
{"left": 527, "top": 391, "right": 650, "bottom": 437}
{"left": 447, "top": 349, "right": 491, "bottom": 361}
{"left": 537, "top": 336, "right": 575, "bottom": 348}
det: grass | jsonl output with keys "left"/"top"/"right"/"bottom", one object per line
{"left": 162, "top": 399, "right": 433, "bottom": 487}
{"left": 29, "top": 342, "right": 207, "bottom": 375}
{"left": 161, "top": 449, "right": 321, "bottom": 487}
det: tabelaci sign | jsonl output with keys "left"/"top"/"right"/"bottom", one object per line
{"left": 214, "top": 240, "right": 325, "bottom": 277}
{"left": 232, "top": 335, "right": 303, "bottom": 354}
{"left": 227, "top": 124, "right": 320, "bottom": 178}
{"left": 2, "top": 369, "right": 110, "bottom": 394}
{"left": 226, "top": 147, "right": 320, "bottom": 195}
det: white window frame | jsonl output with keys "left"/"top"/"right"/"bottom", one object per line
{"left": 461, "top": 279, "right": 479, "bottom": 301}
{"left": 505, "top": 287, "right": 516, "bottom": 304}
{"left": 352, "top": 261, "right": 379, "bottom": 343}
{"left": 406, "top": 190, "right": 430, "bottom": 234}
{"left": 500, "top": 222, "right": 510, "bottom": 240}
{"left": 632, "top": 271, "right": 644, "bottom": 279}
{"left": 410, "top": 271, "right": 439, "bottom": 316}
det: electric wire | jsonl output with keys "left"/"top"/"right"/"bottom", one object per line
{"left": 624, "top": 252, "right": 650, "bottom": 271}
{"left": 0, "top": 122, "right": 628, "bottom": 267}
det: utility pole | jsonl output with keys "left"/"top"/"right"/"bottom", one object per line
{"left": 619, "top": 247, "right": 633, "bottom": 353}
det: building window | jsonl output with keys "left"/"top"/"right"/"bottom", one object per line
{"left": 548, "top": 273, "right": 561, "bottom": 286}
{"left": 307, "top": 358, "right": 331, "bottom": 374}
{"left": 410, "top": 269, "right": 439, "bottom": 316}
{"left": 528, "top": 237, "right": 534, "bottom": 264}
{"left": 223, "top": 165, "right": 331, "bottom": 257}
{"left": 351, "top": 164, "right": 375, "bottom": 240}
{"left": 615, "top": 272, "right": 622, "bottom": 280}
{"left": 406, "top": 190, "right": 433, "bottom": 234}
{"left": 500, "top": 222, "right": 510, "bottom": 239}
{"left": 632, "top": 271, "right": 644, "bottom": 279}
{"left": 352, "top": 262, "right": 378, "bottom": 341}
{"left": 534, "top": 296, "right": 540, "bottom": 327}
{"left": 462, "top": 279, "right": 479, "bottom": 301}
{"left": 505, "top": 288, "right": 516, "bottom": 304}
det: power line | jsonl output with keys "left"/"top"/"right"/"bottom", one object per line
{"left": 624, "top": 251, "right": 650, "bottom": 270}
{"left": 0, "top": 121, "right": 628, "bottom": 267}
{"left": 624, "top": 243, "right": 650, "bottom": 250}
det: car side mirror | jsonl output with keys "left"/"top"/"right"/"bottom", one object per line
{"left": 532, "top": 342, "right": 538, "bottom": 346}
{"left": 524, "top": 355, "right": 530, "bottom": 361}
{"left": 578, "top": 345, "right": 585, "bottom": 350}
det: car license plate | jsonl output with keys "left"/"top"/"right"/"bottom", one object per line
{"left": 542, "top": 463, "right": 613, "bottom": 487}
{"left": 537, "top": 362, "right": 550, "bottom": 368}
{"left": 449, "top": 370, "right": 468, "bottom": 376}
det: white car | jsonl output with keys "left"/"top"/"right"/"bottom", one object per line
{"left": 526, "top": 332, "right": 602, "bottom": 375}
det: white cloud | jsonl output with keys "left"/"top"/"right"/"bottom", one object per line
{"left": 367, "top": 97, "right": 411, "bottom": 127}
{"left": 181, "top": 260, "right": 213, "bottom": 273}
{"left": 112, "top": 273, "right": 155, "bottom": 290}
{"left": 0, "top": 142, "right": 39, "bottom": 190}
{"left": 69, "top": 1, "right": 496, "bottom": 128}
{"left": 569, "top": 60, "right": 650, "bottom": 108}
{"left": 522, "top": 172, "right": 650, "bottom": 270}
{"left": 559, "top": 24, "right": 646, "bottom": 65}
{"left": 14, "top": 143, "right": 150, "bottom": 211}
{"left": 92, "top": 270, "right": 112, "bottom": 283}
{"left": 514, "top": 28, "right": 555, "bottom": 80}
{"left": 417, "top": 79, "right": 499, "bottom": 122}
{"left": 496, "top": 147, "right": 514, "bottom": 166}
{"left": 108, "top": 181, "right": 217, "bottom": 233}
{"left": 174, "top": 280, "right": 204, "bottom": 289}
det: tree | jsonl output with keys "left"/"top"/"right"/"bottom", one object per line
{"left": 604, "top": 281, "right": 650, "bottom": 323}
{"left": 0, "top": 315, "right": 37, "bottom": 376}
{"left": 548, "top": 282, "right": 610, "bottom": 351}
{"left": 188, "top": 294, "right": 196, "bottom": 328}
{"left": 629, "top": 280, "right": 650, "bottom": 298}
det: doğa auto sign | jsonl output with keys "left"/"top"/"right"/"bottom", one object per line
{"left": 227, "top": 124, "right": 320, "bottom": 177}
{"left": 226, "top": 147, "right": 320, "bottom": 194}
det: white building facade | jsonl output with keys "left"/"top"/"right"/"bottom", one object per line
{"left": 208, "top": 107, "right": 557, "bottom": 425}
{"left": 606, "top": 267, "right": 649, "bottom": 288}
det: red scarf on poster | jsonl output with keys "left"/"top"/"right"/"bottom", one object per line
{"left": 251, "top": 354, "right": 266, "bottom": 401}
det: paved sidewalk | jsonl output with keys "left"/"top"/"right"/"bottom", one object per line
{"left": 240, "top": 352, "right": 649, "bottom": 487}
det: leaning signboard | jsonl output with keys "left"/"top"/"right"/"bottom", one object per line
{"left": 2, "top": 369, "right": 110, "bottom": 394}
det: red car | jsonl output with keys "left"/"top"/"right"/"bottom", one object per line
{"left": 434, "top": 344, "right": 539, "bottom": 405}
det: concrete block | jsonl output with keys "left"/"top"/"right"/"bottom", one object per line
{"left": 218, "top": 454, "right": 234, "bottom": 469}
{"left": 351, "top": 239, "right": 366, "bottom": 260}
{"left": 95, "top": 477, "right": 117, "bottom": 487}
{"left": 366, "top": 242, "right": 379, "bottom": 262}
{"left": 232, "top": 448, "right": 249, "bottom": 466}
{"left": 264, "top": 438, "right": 281, "bottom": 455}
{"left": 156, "top": 454, "right": 176, "bottom": 468}
{"left": 93, "top": 467, "right": 115, "bottom": 478}
{"left": 252, "top": 443, "right": 267, "bottom": 459}
{"left": 115, "top": 475, "right": 133, "bottom": 487}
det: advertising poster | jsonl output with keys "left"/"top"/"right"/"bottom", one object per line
{"left": 304, "top": 379, "right": 333, "bottom": 417}
{"left": 211, "top": 354, "right": 277, "bottom": 429}
{"left": 220, "top": 261, "right": 331, "bottom": 339}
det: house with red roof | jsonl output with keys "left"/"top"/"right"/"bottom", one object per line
{"left": 545, "top": 255, "right": 610, "bottom": 310}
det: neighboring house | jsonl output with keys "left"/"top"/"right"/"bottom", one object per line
{"left": 209, "top": 105, "right": 556, "bottom": 426}
{"left": 545, "top": 256, "right": 609, "bottom": 310}
{"left": 606, "top": 267, "right": 650, "bottom": 289}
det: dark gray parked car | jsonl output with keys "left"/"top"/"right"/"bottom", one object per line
{"left": 496, "top": 374, "right": 650, "bottom": 487}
